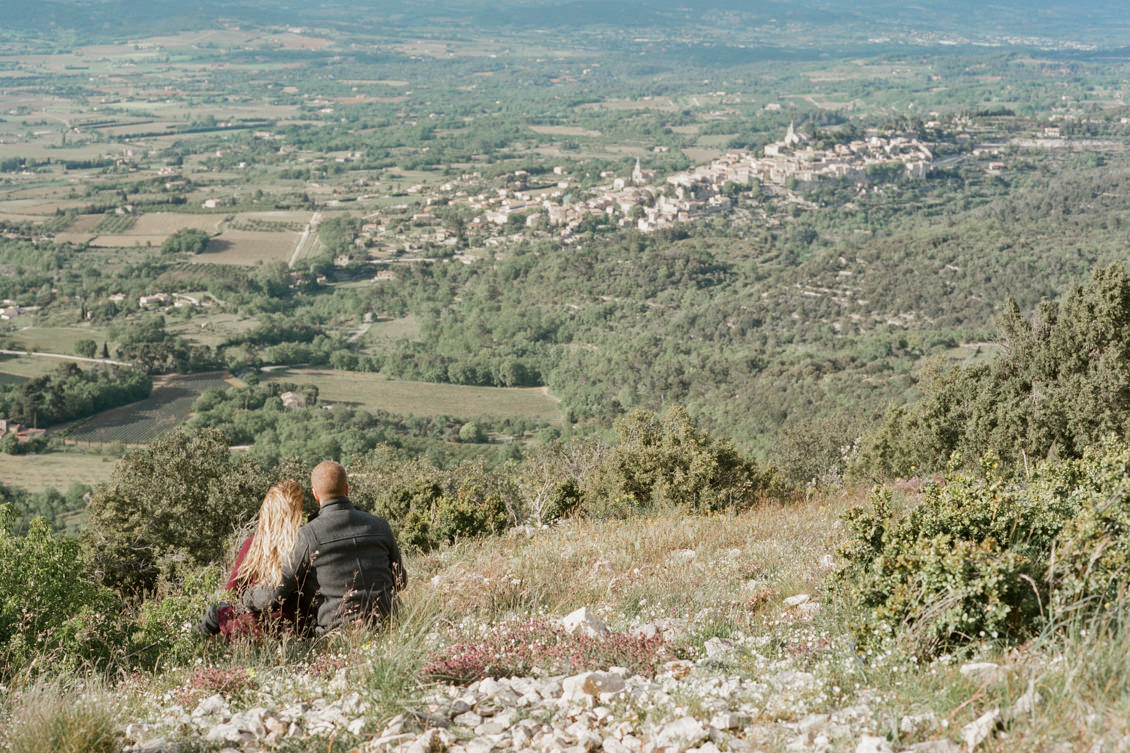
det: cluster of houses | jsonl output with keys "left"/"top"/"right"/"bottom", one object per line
{"left": 0, "top": 301, "right": 33, "bottom": 320}
{"left": 455, "top": 125, "right": 935, "bottom": 237}
{"left": 133, "top": 293, "right": 203, "bottom": 309}
{"left": 0, "top": 419, "right": 46, "bottom": 442}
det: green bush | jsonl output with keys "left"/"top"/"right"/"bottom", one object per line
{"left": 0, "top": 506, "right": 126, "bottom": 675}
{"left": 351, "top": 452, "right": 514, "bottom": 552}
{"left": 130, "top": 564, "right": 226, "bottom": 668}
{"left": 81, "top": 429, "right": 279, "bottom": 593}
{"left": 839, "top": 440, "right": 1130, "bottom": 655}
{"left": 584, "top": 407, "right": 783, "bottom": 517}
{"left": 854, "top": 264, "right": 1130, "bottom": 479}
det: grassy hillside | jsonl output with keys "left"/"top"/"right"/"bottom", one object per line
{"left": 6, "top": 490, "right": 1129, "bottom": 751}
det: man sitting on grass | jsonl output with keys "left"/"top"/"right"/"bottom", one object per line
{"left": 243, "top": 460, "right": 406, "bottom": 633}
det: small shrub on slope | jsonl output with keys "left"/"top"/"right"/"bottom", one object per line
{"left": 0, "top": 505, "right": 126, "bottom": 675}
{"left": 422, "top": 617, "right": 669, "bottom": 684}
{"left": 838, "top": 440, "right": 1130, "bottom": 655}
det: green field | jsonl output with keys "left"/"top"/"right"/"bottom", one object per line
{"left": 0, "top": 451, "right": 117, "bottom": 493}
{"left": 263, "top": 368, "right": 563, "bottom": 423}
{"left": 166, "top": 313, "right": 261, "bottom": 348}
{"left": 3, "top": 326, "right": 111, "bottom": 354}
{"left": 0, "top": 355, "right": 65, "bottom": 379}
{"left": 65, "top": 372, "right": 236, "bottom": 445}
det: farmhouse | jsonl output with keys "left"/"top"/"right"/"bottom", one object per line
{"left": 280, "top": 391, "right": 306, "bottom": 410}
{"left": 139, "top": 293, "right": 172, "bottom": 308}
{"left": 0, "top": 419, "right": 46, "bottom": 442}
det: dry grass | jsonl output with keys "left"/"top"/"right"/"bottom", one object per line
{"left": 406, "top": 493, "right": 858, "bottom": 626}
{"left": 191, "top": 228, "right": 300, "bottom": 265}
{"left": 0, "top": 451, "right": 116, "bottom": 493}
{"left": 4, "top": 679, "right": 121, "bottom": 753}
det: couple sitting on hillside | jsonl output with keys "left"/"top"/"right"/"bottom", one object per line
{"left": 197, "top": 460, "right": 407, "bottom": 638}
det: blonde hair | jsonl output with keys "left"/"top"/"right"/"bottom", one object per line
{"left": 234, "top": 480, "right": 304, "bottom": 590}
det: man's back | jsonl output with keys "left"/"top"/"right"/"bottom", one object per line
{"left": 247, "top": 496, "right": 406, "bottom": 632}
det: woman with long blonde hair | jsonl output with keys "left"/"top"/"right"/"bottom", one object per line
{"left": 196, "top": 480, "right": 308, "bottom": 637}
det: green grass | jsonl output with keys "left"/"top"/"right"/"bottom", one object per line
{"left": 166, "top": 313, "right": 260, "bottom": 348}
{"left": 3, "top": 326, "right": 111, "bottom": 355}
{"left": 0, "top": 355, "right": 64, "bottom": 379}
{"left": 0, "top": 451, "right": 117, "bottom": 493}
{"left": 262, "top": 367, "right": 563, "bottom": 423}
{"left": 359, "top": 315, "right": 422, "bottom": 345}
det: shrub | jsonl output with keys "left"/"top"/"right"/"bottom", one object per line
{"left": 82, "top": 429, "right": 274, "bottom": 593}
{"left": 584, "top": 407, "right": 783, "bottom": 517}
{"left": 130, "top": 564, "right": 226, "bottom": 668}
{"left": 854, "top": 264, "right": 1130, "bottom": 479}
{"left": 351, "top": 453, "right": 515, "bottom": 553}
{"left": 0, "top": 506, "right": 126, "bottom": 676}
{"left": 839, "top": 440, "right": 1130, "bottom": 655}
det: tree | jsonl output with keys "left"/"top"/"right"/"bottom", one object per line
{"left": 855, "top": 264, "right": 1130, "bottom": 478}
{"left": 82, "top": 429, "right": 270, "bottom": 593}
{"left": 458, "top": 421, "right": 487, "bottom": 443}
{"left": 160, "top": 228, "right": 210, "bottom": 255}
{"left": 74, "top": 339, "right": 97, "bottom": 358}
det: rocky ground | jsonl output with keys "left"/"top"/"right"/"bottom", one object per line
{"left": 44, "top": 498, "right": 1130, "bottom": 753}
{"left": 118, "top": 600, "right": 1060, "bottom": 753}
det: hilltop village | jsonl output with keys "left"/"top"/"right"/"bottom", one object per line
{"left": 462, "top": 124, "right": 935, "bottom": 238}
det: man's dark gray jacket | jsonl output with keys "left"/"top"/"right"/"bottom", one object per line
{"left": 244, "top": 497, "right": 406, "bottom": 632}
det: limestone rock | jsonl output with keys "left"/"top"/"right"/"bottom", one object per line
{"left": 899, "top": 712, "right": 938, "bottom": 737}
{"left": 454, "top": 710, "right": 483, "bottom": 728}
{"left": 783, "top": 594, "right": 811, "bottom": 608}
{"left": 657, "top": 716, "right": 709, "bottom": 750}
{"left": 961, "top": 709, "right": 1000, "bottom": 751}
{"left": 123, "top": 739, "right": 183, "bottom": 753}
{"left": 711, "top": 711, "right": 751, "bottom": 730}
{"left": 959, "top": 663, "right": 1007, "bottom": 685}
{"left": 900, "top": 740, "right": 961, "bottom": 753}
{"left": 857, "top": 735, "right": 894, "bottom": 753}
{"left": 192, "top": 694, "right": 230, "bottom": 719}
{"left": 562, "top": 607, "right": 611, "bottom": 637}
{"left": 1013, "top": 681, "right": 1042, "bottom": 717}
{"left": 562, "top": 671, "right": 627, "bottom": 702}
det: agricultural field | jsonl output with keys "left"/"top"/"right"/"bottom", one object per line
{"left": 0, "top": 450, "right": 116, "bottom": 493}
{"left": 193, "top": 228, "right": 301, "bottom": 265}
{"left": 263, "top": 368, "right": 563, "bottom": 423}
{"left": 165, "top": 313, "right": 260, "bottom": 348}
{"left": 0, "top": 354, "right": 69, "bottom": 380}
{"left": 64, "top": 372, "right": 236, "bottom": 445}
{"left": 2, "top": 325, "right": 110, "bottom": 355}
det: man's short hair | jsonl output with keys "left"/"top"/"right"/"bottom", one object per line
{"left": 311, "top": 460, "right": 349, "bottom": 499}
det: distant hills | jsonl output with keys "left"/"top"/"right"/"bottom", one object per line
{"left": 2, "top": 0, "right": 1127, "bottom": 48}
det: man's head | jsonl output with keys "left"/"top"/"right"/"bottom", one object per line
{"left": 311, "top": 460, "right": 349, "bottom": 503}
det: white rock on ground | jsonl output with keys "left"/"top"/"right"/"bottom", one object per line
{"left": 656, "top": 716, "right": 710, "bottom": 750}
{"left": 958, "top": 662, "right": 1007, "bottom": 685}
{"left": 857, "top": 734, "right": 895, "bottom": 753}
{"left": 561, "top": 606, "right": 611, "bottom": 637}
{"left": 961, "top": 709, "right": 1001, "bottom": 751}
{"left": 1013, "top": 681, "right": 1042, "bottom": 717}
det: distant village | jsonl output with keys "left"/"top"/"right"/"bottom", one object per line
{"left": 458, "top": 124, "right": 935, "bottom": 239}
